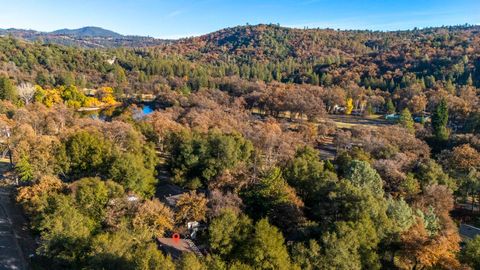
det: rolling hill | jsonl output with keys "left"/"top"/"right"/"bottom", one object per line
{"left": 49, "top": 26, "right": 123, "bottom": 38}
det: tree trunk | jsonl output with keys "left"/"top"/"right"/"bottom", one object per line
{"left": 8, "top": 147, "right": 13, "bottom": 168}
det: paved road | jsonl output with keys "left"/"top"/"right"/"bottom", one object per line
{"left": 328, "top": 114, "right": 390, "bottom": 128}
{"left": 0, "top": 190, "right": 25, "bottom": 270}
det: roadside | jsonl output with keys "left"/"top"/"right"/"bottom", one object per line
{"left": 327, "top": 114, "right": 390, "bottom": 129}
{"left": 0, "top": 159, "right": 36, "bottom": 270}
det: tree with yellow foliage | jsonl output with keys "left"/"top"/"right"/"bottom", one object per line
{"left": 345, "top": 98, "right": 354, "bottom": 115}
{"left": 34, "top": 86, "right": 63, "bottom": 108}
{"left": 97, "top": 87, "right": 117, "bottom": 106}
{"left": 83, "top": 97, "right": 102, "bottom": 108}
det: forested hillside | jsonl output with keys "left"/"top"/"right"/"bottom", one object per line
{"left": 0, "top": 24, "right": 480, "bottom": 269}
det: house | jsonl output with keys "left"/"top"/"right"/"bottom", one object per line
{"left": 127, "top": 195, "right": 139, "bottom": 202}
{"left": 157, "top": 182, "right": 188, "bottom": 208}
{"left": 385, "top": 113, "right": 400, "bottom": 121}
{"left": 332, "top": 105, "right": 346, "bottom": 114}
{"left": 187, "top": 221, "right": 205, "bottom": 239}
{"left": 156, "top": 237, "right": 203, "bottom": 259}
{"left": 82, "top": 88, "right": 97, "bottom": 97}
{"left": 106, "top": 56, "right": 116, "bottom": 65}
{"left": 164, "top": 193, "right": 184, "bottom": 208}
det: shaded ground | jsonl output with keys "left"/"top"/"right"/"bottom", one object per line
{"left": 0, "top": 160, "right": 36, "bottom": 270}
{"left": 0, "top": 189, "right": 25, "bottom": 270}
{"left": 317, "top": 136, "right": 336, "bottom": 160}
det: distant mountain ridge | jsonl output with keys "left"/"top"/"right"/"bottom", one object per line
{"left": 49, "top": 26, "right": 124, "bottom": 38}
{"left": 0, "top": 26, "right": 170, "bottom": 48}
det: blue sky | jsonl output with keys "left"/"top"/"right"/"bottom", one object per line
{"left": 0, "top": 0, "right": 479, "bottom": 38}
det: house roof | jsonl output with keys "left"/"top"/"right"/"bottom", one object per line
{"left": 156, "top": 237, "right": 203, "bottom": 258}
{"left": 164, "top": 194, "right": 184, "bottom": 207}
{"left": 157, "top": 237, "right": 192, "bottom": 252}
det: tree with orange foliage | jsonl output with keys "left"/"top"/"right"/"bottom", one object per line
{"left": 397, "top": 220, "right": 461, "bottom": 270}
{"left": 132, "top": 199, "right": 174, "bottom": 238}
{"left": 175, "top": 191, "right": 208, "bottom": 224}
{"left": 442, "top": 144, "right": 480, "bottom": 173}
{"left": 397, "top": 185, "right": 462, "bottom": 269}
{"left": 16, "top": 175, "right": 65, "bottom": 216}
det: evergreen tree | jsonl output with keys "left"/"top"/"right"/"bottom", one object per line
{"left": 208, "top": 209, "right": 252, "bottom": 259}
{"left": 177, "top": 253, "right": 205, "bottom": 270}
{"left": 399, "top": 108, "right": 415, "bottom": 133}
{"left": 132, "top": 243, "right": 175, "bottom": 270}
{"left": 386, "top": 99, "right": 396, "bottom": 114}
{"left": 15, "top": 155, "right": 34, "bottom": 182}
{"left": 365, "top": 104, "right": 374, "bottom": 116}
{"left": 460, "top": 235, "right": 480, "bottom": 269}
{"left": 0, "top": 76, "right": 17, "bottom": 102}
{"left": 386, "top": 198, "right": 415, "bottom": 233}
{"left": 388, "top": 79, "right": 395, "bottom": 91}
{"left": 466, "top": 73, "right": 473, "bottom": 86}
{"left": 244, "top": 219, "right": 292, "bottom": 270}
{"left": 344, "top": 160, "right": 384, "bottom": 197}
{"left": 38, "top": 194, "right": 95, "bottom": 266}
{"left": 445, "top": 80, "right": 455, "bottom": 93}
{"left": 431, "top": 99, "right": 449, "bottom": 141}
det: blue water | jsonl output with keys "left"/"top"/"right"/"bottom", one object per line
{"left": 81, "top": 104, "right": 154, "bottom": 121}
{"left": 142, "top": 105, "right": 154, "bottom": 115}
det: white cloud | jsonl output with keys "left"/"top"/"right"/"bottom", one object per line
{"left": 166, "top": 10, "right": 184, "bottom": 18}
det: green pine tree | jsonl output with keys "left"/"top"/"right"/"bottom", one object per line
{"left": 0, "top": 76, "right": 17, "bottom": 102}
{"left": 432, "top": 99, "right": 449, "bottom": 141}
{"left": 466, "top": 73, "right": 473, "bottom": 86}
{"left": 386, "top": 99, "right": 396, "bottom": 114}
{"left": 399, "top": 108, "right": 415, "bottom": 133}
{"left": 15, "top": 155, "right": 34, "bottom": 182}
{"left": 445, "top": 79, "right": 455, "bottom": 93}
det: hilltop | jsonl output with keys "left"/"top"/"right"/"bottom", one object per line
{"left": 168, "top": 23, "right": 480, "bottom": 62}
{"left": 49, "top": 26, "right": 123, "bottom": 38}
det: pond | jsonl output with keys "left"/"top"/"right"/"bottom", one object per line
{"left": 142, "top": 105, "right": 154, "bottom": 115}
{"left": 79, "top": 104, "right": 154, "bottom": 120}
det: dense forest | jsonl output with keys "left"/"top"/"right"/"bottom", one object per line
{"left": 0, "top": 24, "right": 480, "bottom": 270}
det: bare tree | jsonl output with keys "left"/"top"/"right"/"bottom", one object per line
{"left": 17, "top": 82, "right": 36, "bottom": 105}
